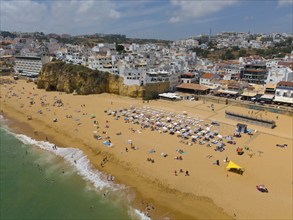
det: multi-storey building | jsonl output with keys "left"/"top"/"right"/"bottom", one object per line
{"left": 143, "top": 70, "right": 181, "bottom": 92}
{"left": 273, "top": 81, "right": 293, "bottom": 105}
{"left": 15, "top": 56, "right": 50, "bottom": 77}
{"left": 88, "top": 54, "right": 114, "bottom": 71}
{"left": 266, "top": 67, "right": 293, "bottom": 84}
{"left": 180, "top": 73, "right": 196, "bottom": 83}
{"left": 240, "top": 64, "right": 268, "bottom": 84}
{"left": 199, "top": 73, "right": 216, "bottom": 87}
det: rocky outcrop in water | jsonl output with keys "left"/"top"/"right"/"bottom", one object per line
{"left": 37, "top": 61, "right": 144, "bottom": 98}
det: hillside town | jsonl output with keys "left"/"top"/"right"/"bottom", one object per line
{"left": 1, "top": 31, "right": 292, "bottom": 106}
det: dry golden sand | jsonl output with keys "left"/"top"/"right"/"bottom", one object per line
{"left": 0, "top": 77, "right": 292, "bottom": 219}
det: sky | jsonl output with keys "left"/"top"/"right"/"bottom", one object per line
{"left": 1, "top": 0, "right": 292, "bottom": 40}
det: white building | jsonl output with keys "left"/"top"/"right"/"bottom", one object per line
{"left": 224, "top": 66, "right": 240, "bottom": 78}
{"left": 199, "top": 73, "right": 215, "bottom": 87}
{"left": 15, "top": 56, "right": 50, "bottom": 77}
{"left": 266, "top": 67, "right": 293, "bottom": 84}
{"left": 143, "top": 70, "right": 181, "bottom": 92}
{"left": 88, "top": 54, "right": 115, "bottom": 72}
{"left": 180, "top": 73, "right": 196, "bottom": 83}
{"left": 274, "top": 81, "right": 293, "bottom": 105}
{"left": 122, "top": 67, "right": 145, "bottom": 86}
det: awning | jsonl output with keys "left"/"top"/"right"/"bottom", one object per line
{"left": 273, "top": 96, "right": 293, "bottom": 104}
{"left": 159, "top": 93, "right": 181, "bottom": 99}
{"left": 241, "top": 91, "right": 257, "bottom": 97}
{"left": 260, "top": 94, "right": 275, "bottom": 100}
{"left": 217, "top": 89, "right": 238, "bottom": 95}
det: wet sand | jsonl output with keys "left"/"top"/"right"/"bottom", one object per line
{"left": 0, "top": 77, "right": 292, "bottom": 219}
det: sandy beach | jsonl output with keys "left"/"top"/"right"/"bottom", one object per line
{"left": 0, "top": 77, "right": 292, "bottom": 219}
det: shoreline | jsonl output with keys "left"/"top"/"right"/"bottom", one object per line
{"left": 0, "top": 106, "right": 231, "bottom": 220}
{"left": 1, "top": 77, "right": 292, "bottom": 219}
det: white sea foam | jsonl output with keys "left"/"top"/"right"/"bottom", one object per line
{"left": 15, "top": 134, "right": 124, "bottom": 191}
{"left": 128, "top": 207, "right": 152, "bottom": 220}
{"left": 6, "top": 131, "right": 152, "bottom": 220}
{"left": 0, "top": 115, "right": 6, "bottom": 121}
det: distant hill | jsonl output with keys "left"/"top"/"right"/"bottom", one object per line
{"left": 0, "top": 31, "right": 171, "bottom": 46}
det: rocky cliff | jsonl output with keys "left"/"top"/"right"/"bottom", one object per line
{"left": 37, "top": 61, "right": 144, "bottom": 98}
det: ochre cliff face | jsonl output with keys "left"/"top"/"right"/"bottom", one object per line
{"left": 108, "top": 74, "right": 145, "bottom": 97}
{"left": 37, "top": 61, "right": 144, "bottom": 98}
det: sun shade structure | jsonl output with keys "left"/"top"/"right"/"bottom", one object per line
{"left": 226, "top": 161, "right": 244, "bottom": 175}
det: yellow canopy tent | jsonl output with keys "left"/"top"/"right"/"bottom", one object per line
{"left": 226, "top": 161, "right": 244, "bottom": 175}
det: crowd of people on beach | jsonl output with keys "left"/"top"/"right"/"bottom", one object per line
{"left": 100, "top": 106, "right": 254, "bottom": 166}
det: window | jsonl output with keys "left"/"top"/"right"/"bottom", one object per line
{"left": 283, "top": 93, "right": 287, "bottom": 97}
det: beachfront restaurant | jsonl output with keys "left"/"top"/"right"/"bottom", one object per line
{"left": 176, "top": 83, "right": 210, "bottom": 95}
{"left": 273, "top": 96, "right": 293, "bottom": 106}
{"left": 259, "top": 94, "right": 275, "bottom": 104}
{"left": 240, "top": 91, "right": 257, "bottom": 101}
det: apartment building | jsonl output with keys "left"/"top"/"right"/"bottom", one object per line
{"left": 15, "top": 56, "right": 50, "bottom": 77}
{"left": 143, "top": 70, "right": 181, "bottom": 91}
{"left": 88, "top": 54, "right": 114, "bottom": 71}
{"left": 122, "top": 67, "right": 145, "bottom": 86}
{"left": 240, "top": 64, "right": 268, "bottom": 84}
{"left": 266, "top": 67, "right": 293, "bottom": 84}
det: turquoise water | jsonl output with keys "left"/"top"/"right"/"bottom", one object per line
{"left": 0, "top": 126, "right": 133, "bottom": 220}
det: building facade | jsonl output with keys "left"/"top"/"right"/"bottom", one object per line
{"left": 240, "top": 64, "right": 268, "bottom": 84}
{"left": 274, "top": 81, "right": 293, "bottom": 105}
{"left": 15, "top": 56, "right": 50, "bottom": 77}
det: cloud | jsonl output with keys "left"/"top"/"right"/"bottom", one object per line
{"left": 169, "top": 0, "right": 239, "bottom": 23}
{"left": 278, "top": 0, "right": 293, "bottom": 7}
{"left": 1, "top": 1, "right": 47, "bottom": 28}
{"left": 1, "top": 0, "right": 121, "bottom": 34}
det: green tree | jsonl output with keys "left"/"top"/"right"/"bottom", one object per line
{"left": 238, "top": 49, "right": 247, "bottom": 57}
{"left": 116, "top": 44, "right": 125, "bottom": 53}
{"left": 221, "top": 49, "right": 235, "bottom": 60}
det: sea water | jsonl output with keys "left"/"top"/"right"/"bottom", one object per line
{"left": 0, "top": 120, "right": 148, "bottom": 220}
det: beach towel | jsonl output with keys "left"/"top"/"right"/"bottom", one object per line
{"left": 103, "top": 141, "right": 113, "bottom": 147}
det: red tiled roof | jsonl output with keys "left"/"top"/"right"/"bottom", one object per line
{"left": 176, "top": 83, "right": 209, "bottom": 91}
{"left": 277, "top": 81, "right": 293, "bottom": 87}
{"left": 201, "top": 73, "right": 214, "bottom": 79}
{"left": 181, "top": 73, "right": 195, "bottom": 77}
